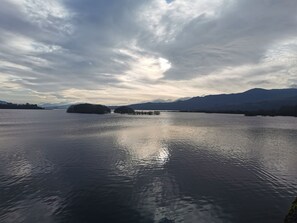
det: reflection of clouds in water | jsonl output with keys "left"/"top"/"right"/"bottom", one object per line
{"left": 10, "top": 159, "right": 33, "bottom": 177}
{"left": 137, "top": 176, "right": 226, "bottom": 223}
{"left": 0, "top": 150, "right": 54, "bottom": 178}
{"left": 156, "top": 147, "right": 169, "bottom": 165}
{"left": 1, "top": 196, "right": 64, "bottom": 223}
{"left": 167, "top": 124, "right": 297, "bottom": 181}
{"left": 113, "top": 126, "right": 170, "bottom": 177}
{"left": 114, "top": 124, "right": 227, "bottom": 222}
{"left": 184, "top": 125, "right": 297, "bottom": 187}
{"left": 116, "top": 126, "right": 169, "bottom": 163}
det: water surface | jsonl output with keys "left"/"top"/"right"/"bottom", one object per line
{"left": 0, "top": 110, "right": 296, "bottom": 222}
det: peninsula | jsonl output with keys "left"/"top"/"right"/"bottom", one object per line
{"left": 0, "top": 102, "right": 44, "bottom": 110}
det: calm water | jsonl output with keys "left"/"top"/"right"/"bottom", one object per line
{"left": 0, "top": 110, "right": 296, "bottom": 223}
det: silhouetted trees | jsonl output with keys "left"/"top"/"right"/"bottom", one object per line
{"left": 114, "top": 106, "right": 135, "bottom": 114}
{"left": 67, "top": 104, "right": 111, "bottom": 114}
{"left": 244, "top": 105, "right": 297, "bottom": 117}
{"left": 133, "top": 111, "right": 160, "bottom": 115}
{"left": 113, "top": 106, "right": 161, "bottom": 115}
{"left": 0, "top": 103, "right": 43, "bottom": 110}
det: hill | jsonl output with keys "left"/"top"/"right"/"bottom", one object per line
{"left": 128, "top": 88, "right": 297, "bottom": 114}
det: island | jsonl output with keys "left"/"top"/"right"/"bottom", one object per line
{"left": 114, "top": 106, "right": 135, "bottom": 114}
{"left": 0, "top": 103, "right": 44, "bottom": 110}
{"left": 67, "top": 103, "right": 111, "bottom": 114}
{"left": 113, "top": 106, "right": 161, "bottom": 115}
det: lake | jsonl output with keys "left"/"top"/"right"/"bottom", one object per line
{"left": 0, "top": 110, "right": 296, "bottom": 223}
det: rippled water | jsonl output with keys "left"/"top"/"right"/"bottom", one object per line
{"left": 0, "top": 110, "right": 296, "bottom": 223}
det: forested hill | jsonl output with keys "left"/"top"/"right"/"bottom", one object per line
{"left": 0, "top": 102, "right": 44, "bottom": 110}
{"left": 128, "top": 88, "right": 297, "bottom": 113}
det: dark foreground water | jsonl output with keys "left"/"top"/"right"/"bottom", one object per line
{"left": 0, "top": 110, "right": 296, "bottom": 223}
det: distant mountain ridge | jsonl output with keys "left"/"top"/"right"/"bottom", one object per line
{"left": 41, "top": 103, "right": 70, "bottom": 110}
{"left": 128, "top": 88, "right": 297, "bottom": 112}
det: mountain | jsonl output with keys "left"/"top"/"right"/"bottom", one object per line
{"left": 128, "top": 88, "right": 297, "bottom": 112}
{"left": 41, "top": 103, "right": 70, "bottom": 110}
{"left": 0, "top": 100, "right": 7, "bottom": 104}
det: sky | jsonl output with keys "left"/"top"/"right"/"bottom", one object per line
{"left": 0, "top": 0, "right": 296, "bottom": 105}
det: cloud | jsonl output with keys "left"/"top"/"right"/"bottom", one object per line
{"left": 154, "top": 0, "right": 297, "bottom": 79}
{"left": 0, "top": 0, "right": 296, "bottom": 104}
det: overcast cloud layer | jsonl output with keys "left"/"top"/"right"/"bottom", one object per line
{"left": 0, "top": 0, "right": 296, "bottom": 105}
